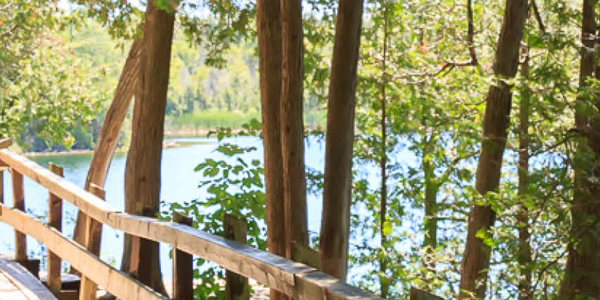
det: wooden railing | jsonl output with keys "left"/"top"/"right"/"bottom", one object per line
{"left": 0, "top": 142, "right": 384, "bottom": 300}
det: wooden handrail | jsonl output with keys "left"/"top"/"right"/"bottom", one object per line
{"left": 0, "top": 204, "right": 168, "bottom": 300}
{"left": 0, "top": 149, "right": 385, "bottom": 300}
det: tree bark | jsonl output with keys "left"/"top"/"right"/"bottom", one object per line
{"left": 319, "top": 0, "right": 365, "bottom": 280}
{"left": 280, "top": 0, "right": 308, "bottom": 256}
{"left": 121, "top": 0, "right": 175, "bottom": 295}
{"left": 256, "top": 1, "right": 286, "bottom": 299}
{"left": 517, "top": 45, "right": 531, "bottom": 300}
{"left": 422, "top": 132, "right": 439, "bottom": 270}
{"left": 71, "top": 39, "right": 141, "bottom": 264}
{"left": 379, "top": 7, "right": 389, "bottom": 298}
{"left": 559, "top": 0, "right": 600, "bottom": 298}
{"left": 458, "top": 0, "right": 529, "bottom": 298}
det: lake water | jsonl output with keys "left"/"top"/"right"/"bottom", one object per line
{"left": 0, "top": 136, "right": 337, "bottom": 279}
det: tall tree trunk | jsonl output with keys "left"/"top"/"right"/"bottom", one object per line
{"left": 281, "top": 0, "right": 308, "bottom": 256}
{"left": 379, "top": 6, "right": 389, "bottom": 298}
{"left": 319, "top": 0, "right": 365, "bottom": 280}
{"left": 422, "top": 132, "right": 438, "bottom": 270}
{"left": 458, "top": 0, "right": 529, "bottom": 298}
{"left": 559, "top": 0, "right": 600, "bottom": 298}
{"left": 71, "top": 40, "right": 141, "bottom": 261}
{"left": 121, "top": 1, "right": 175, "bottom": 295}
{"left": 517, "top": 45, "right": 532, "bottom": 300}
{"left": 256, "top": 1, "right": 285, "bottom": 299}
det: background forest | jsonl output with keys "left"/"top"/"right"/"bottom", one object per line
{"left": 1, "top": 0, "right": 599, "bottom": 299}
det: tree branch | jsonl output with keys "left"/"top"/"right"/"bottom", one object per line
{"left": 531, "top": 0, "right": 546, "bottom": 35}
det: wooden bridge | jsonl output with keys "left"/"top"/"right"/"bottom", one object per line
{"left": 0, "top": 139, "right": 385, "bottom": 300}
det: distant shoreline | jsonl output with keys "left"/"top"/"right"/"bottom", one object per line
{"left": 23, "top": 139, "right": 208, "bottom": 157}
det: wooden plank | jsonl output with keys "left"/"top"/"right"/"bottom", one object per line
{"left": 79, "top": 184, "right": 105, "bottom": 300}
{"left": 172, "top": 212, "right": 193, "bottom": 300}
{"left": 48, "top": 162, "right": 64, "bottom": 294}
{"left": 0, "top": 139, "right": 12, "bottom": 149}
{"left": 0, "top": 170, "right": 4, "bottom": 204}
{"left": 0, "top": 150, "right": 385, "bottom": 300}
{"left": 291, "top": 241, "right": 321, "bottom": 270}
{"left": 12, "top": 168, "right": 27, "bottom": 261}
{"left": 410, "top": 286, "right": 444, "bottom": 300}
{"left": 223, "top": 213, "right": 249, "bottom": 300}
{"left": 0, "top": 204, "right": 168, "bottom": 300}
{"left": 0, "top": 256, "right": 58, "bottom": 300}
{"left": 0, "top": 150, "right": 118, "bottom": 223}
{"left": 39, "top": 272, "right": 81, "bottom": 291}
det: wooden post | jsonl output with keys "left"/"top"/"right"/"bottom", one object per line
{"left": 129, "top": 207, "right": 155, "bottom": 287}
{"left": 172, "top": 212, "right": 193, "bottom": 300}
{"left": 79, "top": 184, "right": 105, "bottom": 300}
{"left": 290, "top": 241, "right": 321, "bottom": 270}
{"left": 0, "top": 169, "right": 4, "bottom": 204}
{"left": 410, "top": 287, "right": 444, "bottom": 300}
{"left": 12, "top": 168, "right": 26, "bottom": 262}
{"left": 223, "top": 213, "right": 249, "bottom": 300}
{"left": 47, "top": 163, "right": 64, "bottom": 294}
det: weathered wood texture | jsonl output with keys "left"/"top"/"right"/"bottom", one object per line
{"left": 172, "top": 212, "right": 193, "bottom": 300}
{"left": 290, "top": 241, "right": 320, "bottom": 270}
{"left": 224, "top": 214, "right": 249, "bottom": 300}
{"left": 0, "top": 205, "right": 167, "bottom": 300}
{"left": 48, "top": 163, "right": 64, "bottom": 294}
{"left": 410, "top": 287, "right": 444, "bottom": 300}
{"left": 0, "top": 139, "right": 12, "bottom": 149}
{"left": 12, "top": 168, "right": 27, "bottom": 261}
{"left": 79, "top": 185, "right": 105, "bottom": 300}
{"left": 0, "top": 149, "right": 385, "bottom": 300}
{"left": 0, "top": 256, "right": 58, "bottom": 300}
{"left": 0, "top": 170, "right": 3, "bottom": 204}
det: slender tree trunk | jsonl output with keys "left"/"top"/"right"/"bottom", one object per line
{"left": 517, "top": 46, "right": 532, "bottom": 300}
{"left": 559, "top": 0, "right": 600, "bottom": 298}
{"left": 281, "top": 0, "right": 308, "bottom": 256}
{"left": 422, "top": 132, "right": 438, "bottom": 270}
{"left": 379, "top": 7, "right": 389, "bottom": 298}
{"left": 256, "top": 1, "right": 286, "bottom": 299}
{"left": 319, "top": 0, "right": 365, "bottom": 280}
{"left": 458, "top": 0, "right": 529, "bottom": 298}
{"left": 71, "top": 40, "right": 141, "bottom": 262}
{"left": 121, "top": 1, "right": 175, "bottom": 295}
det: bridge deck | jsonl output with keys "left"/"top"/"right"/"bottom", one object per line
{"left": 0, "top": 256, "right": 57, "bottom": 300}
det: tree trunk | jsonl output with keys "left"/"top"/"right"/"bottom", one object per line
{"left": 319, "top": 0, "right": 365, "bottom": 280}
{"left": 256, "top": 1, "right": 286, "bottom": 299}
{"left": 121, "top": 0, "right": 175, "bottom": 295}
{"left": 379, "top": 7, "right": 389, "bottom": 298}
{"left": 458, "top": 0, "right": 529, "bottom": 298}
{"left": 71, "top": 39, "right": 141, "bottom": 264}
{"left": 559, "top": 0, "right": 600, "bottom": 298}
{"left": 517, "top": 46, "right": 532, "bottom": 300}
{"left": 280, "top": 0, "right": 308, "bottom": 256}
{"left": 422, "top": 132, "right": 439, "bottom": 270}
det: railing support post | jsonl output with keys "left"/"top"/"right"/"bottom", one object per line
{"left": 47, "top": 162, "right": 64, "bottom": 294}
{"left": 129, "top": 207, "right": 155, "bottom": 287}
{"left": 12, "top": 168, "right": 26, "bottom": 262}
{"left": 0, "top": 168, "right": 4, "bottom": 204}
{"left": 79, "top": 184, "right": 105, "bottom": 300}
{"left": 223, "top": 213, "right": 249, "bottom": 300}
{"left": 172, "top": 212, "right": 193, "bottom": 300}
